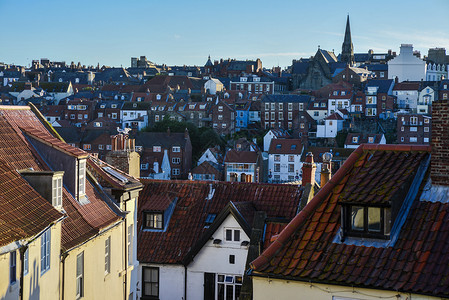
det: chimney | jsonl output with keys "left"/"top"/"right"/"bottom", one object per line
{"left": 167, "top": 127, "right": 171, "bottom": 137}
{"left": 184, "top": 128, "right": 189, "bottom": 139}
{"left": 431, "top": 99, "right": 449, "bottom": 186}
{"left": 106, "top": 133, "right": 140, "bottom": 178}
{"left": 301, "top": 152, "right": 316, "bottom": 187}
{"left": 320, "top": 152, "right": 333, "bottom": 187}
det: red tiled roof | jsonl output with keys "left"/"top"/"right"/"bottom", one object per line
{"left": 224, "top": 150, "right": 258, "bottom": 164}
{"left": 249, "top": 144, "right": 449, "bottom": 297}
{"left": 22, "top": 126, "right": 87, "bottom": 158}
{"left": 393, "top": 82, "right": 420, "bottom": 91}
{"left": 138, "top": 180, "right": 304, "bottom": 264}
{"left": 268, "top": 139, "right": 303, "bottom": 154}
{"left": 0, "top": 105, "right": 124, "bottom": 251}
{"left": 326, "top": 112, "right": 344, "bottom": 120}
{"left": 0, "top": 159, "right": 63, "bottom": 247}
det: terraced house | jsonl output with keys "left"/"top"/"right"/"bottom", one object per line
{"left": 0, "top": 105, "right": 142, "bottom": 300}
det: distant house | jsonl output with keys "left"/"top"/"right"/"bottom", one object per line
{"left": 344, "top": 133, "right": 386, "bottom": 148}
{"left": 261, "top": 94, "right": 311, "bottom": 131}
{"left": 316, "top": 111, "right": 345, "bottom": 138}
{"left": 204, "top": 78, "right": 224, "bottom": 94}
{"left": 267, "top": 139, "right": 304, "bottom": 183}
{"left": 134, "top": 129, "right": 192, "bottom": 179}
{"left": 393, "top": 81, "right": 420, "bottom": 111}
{"left": 365, "top": 79, "right": 395, "bottom": 118}
{"left": 263, "top": 129, "right": 291, "bottom": 152}
{"left": 396, "top": 113, "right": 431, "bottom": 144}
{"left": 191, "top": 161, "right": 223, "bottom": 181}
{"left": 197, "top": 147, "right": 224, "bottom": 166}
{"left": 120, "top": 101, "right": 150, "bottom": 130}
{"left": 224, "top": 150, "right": 261, "bottom": 182}
{"left": 229, "top": 75, "right": 274, "bottom": 96}
{"left": 388, "top": 44, "right": 426, "bottom": 81}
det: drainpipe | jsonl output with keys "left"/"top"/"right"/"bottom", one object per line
{"left": 184, "top": 265, "right": 187, "bottom": 300}
{"left": 19, "top": 246, "right": 28, "bottom": 300}
{"left": 123, "top": 197, "right": 128, "bottom": 300}
{"left": 61, "top": 252, "right": 68, "bottom": 300}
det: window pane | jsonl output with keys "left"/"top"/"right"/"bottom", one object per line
{"left": 218, "top": 283, "right": 225, "bottom": 300}
{"left": 368, "top": 207, "right": 381, "bottom": 232}
{"left": 226, "top": 285, "right": 234, "bottom": 300}
{"left": 226, "top": 229, "right": 232, "bottom": 241}
{"left": 235, "top": 284, "right": 242, "bottom": 300}
{"left": 234, "top": 230, "right": 240, "bottom": 242}
{"left": 384, "top": 208, "right": 392, "bottom": 235}
{"left": 351, "top": 206, "right": 364, "bottom": 231}
{"left": 218, "top": 275, "right": 224, "bottom": 282}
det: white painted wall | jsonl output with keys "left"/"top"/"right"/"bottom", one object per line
{"left": 187, "top": 215, "right": 250, "bottom": 300}
{"left": 316, "top": 119, "right": 343, "bottom": 138}
{"left": 388, "top": 44, "right": 426, "bottom": 81}
{"left": 252, "top": 277, "right": 440, "bottom": 300}
{"left": 139, "top": 263, "right": 185, "bottom": 300}
{"left": 198, "top": 149, "right": 220, "bottom": 166}
{"left": 268, "top": 153, "right": 303, "bottom": 183}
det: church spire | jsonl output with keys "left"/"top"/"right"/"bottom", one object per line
{"left": 341, "top": 15, "right": 354, "bottom": 66}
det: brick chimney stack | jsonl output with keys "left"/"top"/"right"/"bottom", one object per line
{"left": 301, "top": 152, "right": 316, "bottom": 187}
{"left": 106, "top": 133, "right": 140, "bottom": 178}
{"left": 431, "top": 100, "right": 449, "bottom": 186}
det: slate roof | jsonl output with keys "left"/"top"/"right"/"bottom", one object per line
{"left": 365, "top": 79, "right": 394, "bottom": 93}
{"left": 224, "top": 150, "right": 258, "bottom": 164}
{"left": 135, "top": 131, "right": 189, "bottom": 149}
{"left": 268, "top": 139, "right": 303, "bottom": 155}
{"left": 0, "top": 105, "right": 128, "bottom": 251}
{"left": 393, "top": 82, "right": 420, "bottom": 91}
{"left": 345, "top": 133, "right": 384, "bottom": 146}
{"left": 249, "top": 144, "right": 449, "bottom": 297}
{"left": 262, "top": 94, "right": 311, "bottom": 103}
{"left": 137, "top": 180, "right": 304, "bottom": 264}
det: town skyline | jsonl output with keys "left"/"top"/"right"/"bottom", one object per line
{"left": 2, "top": 0, "right": 449, "bottom": 68}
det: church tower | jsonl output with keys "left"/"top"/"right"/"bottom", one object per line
{"left": 341, "top": 15, "right": 355, "bottom": 66}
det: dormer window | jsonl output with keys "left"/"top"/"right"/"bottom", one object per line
{"left": 144, "top": 212, "right": 163, "bottom": 229}
{"left": 52, "top": 175, "right": 63, "bottom": 207}
{"left": 77, "top": 159, "right": 86, "bottom": 201}
{"left": 352, "top": 137, "right": 358, "bottom": 143}
{"left": 342, "top": 205, "right": 391, "bottom": 240}
{"left": 368, "top": 136, "right": 374, "bottom": 143}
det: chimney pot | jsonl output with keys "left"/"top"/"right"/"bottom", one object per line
{"left": 301, "top": 152, "right": 316, "bottom": 187}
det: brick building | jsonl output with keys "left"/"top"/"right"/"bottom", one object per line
{"left": 396, "top": 113, "right": 431, "bottom": 144}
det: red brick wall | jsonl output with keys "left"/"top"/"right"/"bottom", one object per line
{"left": 431, "top": 100, "right": 449, "bottom": 186}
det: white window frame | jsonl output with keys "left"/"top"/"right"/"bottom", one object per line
{"left": 40, "top": 229, "right": 51, "bottom": 274}
{"left": 105, "top": 236, "right": 111, "bottom": 274}
{"left": 76, "top": 252, "right": 84, "bottom": 299}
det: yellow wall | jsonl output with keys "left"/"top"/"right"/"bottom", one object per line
{"left": 63, "top": 222, "right": 125, "bottom": 300}
{"left": 0, "top": 222, "right": 62, "bottom": 300}
{"left": 252, "top": 276, "right": 440, "bottom": 300}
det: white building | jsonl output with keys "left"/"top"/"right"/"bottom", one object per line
{"left": 388, "top": 44, "right": 426, "bottom": 82}
{"left": 417, "top": 86, "right": 436, "bottom": 114}
{"left": 205, "top": 78, "right": 224, "bottom": 95}
{"left": 426, "top": 62, "right": 447, "bottom": 81}
{"left": 316, "top": 112, "right": 344, "bottom": 138}
{"left": 263, "top": 129, "right": 290, "bottom": 152}
{"left": 267, "top": 139, "right": 304, "bottom": 183}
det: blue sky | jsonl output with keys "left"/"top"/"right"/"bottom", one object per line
{"left": 2, "top": 0, "right": 449, "bottom": 68}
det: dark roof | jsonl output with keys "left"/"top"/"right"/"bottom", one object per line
{"left": 268, "top": 139, "right": 303, "bottom": 155}
{"left": 262, "top": 94, "right": 311, "bottom": 103}
{"left": 366, "top": 79, "right": 394, "bottom": 93}
{"left": 345, "top": 133, "right": 384, "bottom": 146}
{"left": 135, "top": 131, "right": 189, "bottom": 149}
{"left": 364, "top": 64, "right": 388, "bottom": 71}
{"left": 137, "top": 180, "right": 304, "bottom": 264}
{"left": 224, "top": 150, "right": 258, "bottom": 164}
{"left": 249, "top": 144, "right": 449, "bottom": 297}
